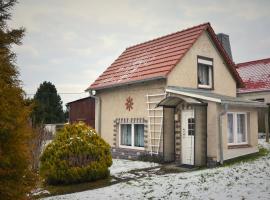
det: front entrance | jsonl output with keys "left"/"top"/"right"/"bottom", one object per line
{"left": 181, "top": 109, "right": 195, "bottom": 165}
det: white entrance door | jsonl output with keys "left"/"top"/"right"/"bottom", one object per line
{"left": 181, "top": 110, "right": 195, "bottom": 165}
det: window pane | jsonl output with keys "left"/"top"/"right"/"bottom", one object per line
{"left": 188, "top": 118, "right": 195, "bottom": 136}
{"left": 227, "top": 114, "right": 234, "bottom": 143}
{"left": 237, "top": 114, "right": 246, "bottom": 143}
{"left": 134, "top": 124, "right": 144, "bottom": 147}
{"left": 121, "top": 124, "right": 131, "bottom": 146}
{"left": 198, "top": 64, "right": 210, "bottom": 85}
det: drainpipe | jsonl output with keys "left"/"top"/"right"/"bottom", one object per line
{"left": 88, "top": 90, "right": 101, "bottom": 135}
{"left": 218, "top": 103, "right": 228, "bottom": 165}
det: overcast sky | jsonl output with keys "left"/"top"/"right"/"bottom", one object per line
{"left": 9, "top": 0, "right": 270, "bottom": 107}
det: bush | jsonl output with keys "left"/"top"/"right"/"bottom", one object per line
{"left": 138, "top": 153, "right": 164, "bottom": 164}
{"left": 39, "top": 123, "right": 112, "bottom": 185}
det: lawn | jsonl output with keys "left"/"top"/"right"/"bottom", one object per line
{"left": 41, "top": 140, "right": 270, "bottom": 200}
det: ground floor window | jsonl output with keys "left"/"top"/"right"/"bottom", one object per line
{"left": 120, "top": 123, "right": 144, "bottom": 148}
{"left": 227, "top": 112, "right": 248, "bottom": 145}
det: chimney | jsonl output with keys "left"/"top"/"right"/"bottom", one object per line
{"left": 216, "top": 33, "right": 233, "bottom": 61}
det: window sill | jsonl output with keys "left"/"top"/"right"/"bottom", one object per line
{"left": 198, "top": 84, "right": 213, "bottom": 90}
{"left": 228, "top": 144, "right": 250, "bottom": 149}
{"left": 119, "top": 145, "right": 145, "bottom": 151}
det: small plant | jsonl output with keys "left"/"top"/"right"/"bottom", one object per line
{"left": 138, "top": 153, "right": 164, "bottom": 163}
{"left": 39, "top": 122, "right": 112, "bottom": 185}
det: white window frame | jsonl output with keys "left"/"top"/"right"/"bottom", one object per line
{"left": 198, "top": 58, "right": 213, "bottom": 89}
{"left": 119, "top": 123, "right": 145, "bottom": 150}
{"left": 227, "top": 112, "right": 248, "bottom": 146}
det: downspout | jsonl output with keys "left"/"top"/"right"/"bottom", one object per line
{"left": 94, "top": 96, "right": 101, "bottom": 135}
{"left": 218, "top": 103, "right": 228, "bottom": 165}
{"left": 88, "top": 91, "right": 101, "bottom": 135}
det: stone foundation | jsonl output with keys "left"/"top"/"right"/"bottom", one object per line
{"left": 111, "top": 147, "right": 146, "bottom": 160}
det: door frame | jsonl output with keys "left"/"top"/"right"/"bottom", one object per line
{"left": 181, "top": 109, "right": 195, "bottom": 166}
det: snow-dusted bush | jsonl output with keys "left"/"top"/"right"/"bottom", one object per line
{"left": 39, "top": 122, "right": 112, "bottom": 184}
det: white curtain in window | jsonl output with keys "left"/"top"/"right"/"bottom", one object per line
{"left": 134, "top": 124, "right": 144, "bottom": 147}
{"left": 227, "top": 113, "right": 234, "bottom": 143}
{"left": 199, "top": 64, "right": 209, "bottom": 85}
{"left": 121, "top": 124, "right": 131, "bottom": 146}
{"left": 237, "top": 114, "right": 246, "bottom": 143}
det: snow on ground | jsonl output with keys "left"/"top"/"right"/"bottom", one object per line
{"left": 109, "top": 159, "right": 159, "bottom": 177}
{"left": 43, "top": 140, "right": 270, "bottom": 200}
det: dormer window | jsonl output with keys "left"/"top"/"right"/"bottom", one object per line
{"left": 197, "top": 56, "right": 213, "bottom": 89}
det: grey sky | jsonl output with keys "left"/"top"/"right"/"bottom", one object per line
{"left": 10, "top": 0, "right": 270, "bottom": 107}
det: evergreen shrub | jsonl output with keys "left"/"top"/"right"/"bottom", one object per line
{"left": 40, "top": 123, "right": 112, "bottom": 185}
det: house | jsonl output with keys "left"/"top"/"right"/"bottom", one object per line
{"left": 66, "top": 97, "right": 95, "bottom": 128}
{"left": 86, "top": 23, "right": 267, "bottom": 167}
{"left": 236, "top": 58, "right": 270, "bottom": 136}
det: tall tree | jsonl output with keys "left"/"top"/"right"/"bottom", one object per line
{"left": 32, "top": 81, "right": 65, "bottom": 125}
{"left": 0, "top": 0, "right": 35, "bottom": 199}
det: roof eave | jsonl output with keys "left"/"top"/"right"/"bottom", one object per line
{"left": 86, "top": 76, "right": 167, "bottom": 91}
{"left": 237, "top": 89, "right": 270, "bottom": 94}
{"left": 66, "top": 96, "right": 93, "bottom": 106}
{"left": 166, "top": 86, "right": 267, "bottom": 108}
{"left": 221, "top": 100, "right": 267, "bottom": 108}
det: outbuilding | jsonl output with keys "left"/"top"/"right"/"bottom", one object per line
{"left": 66, "top": 97, "right": 95, "bottom": 128}
{"left": 236, "top": 58, "right": 270, "bottom": 139}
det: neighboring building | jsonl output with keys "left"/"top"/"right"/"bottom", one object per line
{"left": 86, "top": 23, "right": 266, "bottom": 167}
{"left": 236, "top": 58, "right": 270, "bottom": 133}
{"left": 44, "top": 123, "right": 65, "bottom": 136}
{"left": 66, "top": 97, "right": 95, "bottom": 128}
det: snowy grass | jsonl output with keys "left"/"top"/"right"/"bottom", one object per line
{"left": 42, "top": 140, "right": 270, "bottom": 200}
{"left": 34, "top": 159, "right": 158, "bottom": 199}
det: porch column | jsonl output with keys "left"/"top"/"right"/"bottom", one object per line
{"left": 207, "top": 102, "right": 219, "bottom": 166}
{"left": 163, "top": 107, "right": 175, "bottom": 162}
{"left": 265, "top": 108, "right": 269, "bottom": 142}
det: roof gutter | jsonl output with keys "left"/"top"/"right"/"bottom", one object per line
{"left": 237, "top": 89, "right": 270, "bottom": 94}
{"left": 86, "top": 76, "right": 166, "bottom": 92}
{"left": 166, "top": 88, "right": 221, "bottom": 103}
{"left": 87, "top": 93, "right": 101, "bottom": 134}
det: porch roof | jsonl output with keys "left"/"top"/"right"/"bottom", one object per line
{"left": 159, "top": 86, "right": 267, "bottom": 108}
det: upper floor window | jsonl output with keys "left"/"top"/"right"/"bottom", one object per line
{"left": 197, "top": 57, "right": 213, "bottom": 89}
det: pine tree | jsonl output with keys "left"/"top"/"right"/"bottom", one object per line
{"left": 0, "top": 0, "right": 35, "bottom": 199}
{"left": 32, "top": 81, "right": 65, "bottom": 125}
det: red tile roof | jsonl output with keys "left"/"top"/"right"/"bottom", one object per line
{"left": 88, "top": 23, "right": 243, "bottom": 90}
{"left": 237, "top": 58, "right": 270, "bottom": 93}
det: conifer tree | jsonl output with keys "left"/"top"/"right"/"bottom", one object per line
{"left": 0, "top": 0, "right": 35, "bottom": 199}
{"left": 32, "top": 81, "right": 65, "bottom": 125}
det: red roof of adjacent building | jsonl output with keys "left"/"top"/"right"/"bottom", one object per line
{"left": 88, "top": 23, "right": 243, "bottom": 90}
{"left": 237, "top": 58, "right": 270, "bottom": 93}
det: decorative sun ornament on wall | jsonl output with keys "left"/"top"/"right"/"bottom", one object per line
{"left": 125, "top": 96, "right": 134, "bottom": 111}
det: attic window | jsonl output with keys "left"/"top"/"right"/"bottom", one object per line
{"left": 197, "top": 57, "right": 213, "bottom": 89}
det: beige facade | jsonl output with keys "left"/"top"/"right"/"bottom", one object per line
{"left": 97, "top": 79, "right": 166, "bottom": 148}
{"left": 222, "top": 106, "right": 259, "bottom": 160}
{"left": 167, "top": 32, "right": 237, "bottom": 97}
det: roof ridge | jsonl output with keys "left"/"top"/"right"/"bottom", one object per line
{"left": 237, "top": 57, "right": 270, "bottom": 67}
{"left": 125, "top": 22, "right": 210, "bottom": 50}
